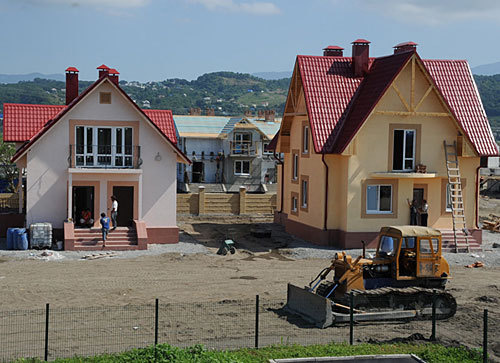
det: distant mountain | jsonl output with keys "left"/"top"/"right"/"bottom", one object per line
{"left": 252, "top": 71, "right": 291, "bottom": 80}
{"left": 472, "top": 62, "right": 500, "bottom": 76}
{"left": 0, "top": 73, "right": 65, "bottom": 84}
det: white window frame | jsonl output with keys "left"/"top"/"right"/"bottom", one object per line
{"left": 303, "top": 125, "right": 309, "bottom": 154}
{"left": 234, "top": 160, "right": 250, "bottom": 176}
{"left": 263, "top": 142, "right": 273, "bottom": 155}
{"left": 301, "top": 179, "right": 308, "bottom": 208}
{"left": 292, "top": 154, "right": 298, "bottom": 180}
{"left": 366, "top": 184, "right": 393, "bottom": 214}
{"left": 75, "top": 126, "right": 133, "bottom": 168}
{"left": 393, "top": 129, "right": 416, "bottom": 171}
{"left": 291, "top": 196, "right": 298, "bottom": 212}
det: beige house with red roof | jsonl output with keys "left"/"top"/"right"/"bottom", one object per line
{"left": 3, "top": 65, "right": 190, "bottom": 250}
{"left": 271, "top": 40, "right": 498, "bottom": 250}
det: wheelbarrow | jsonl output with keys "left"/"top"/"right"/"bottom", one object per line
{"left": 217, "top": 239, "right": 236, "bottom": 255}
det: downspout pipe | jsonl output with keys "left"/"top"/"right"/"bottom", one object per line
{"left": 475, "top": 165, "right": 481, "bottom": 229}
{"left": 321, "top": 152, "right": 329, "bottom": 231}
{"left": 273, "top": 150, "right": 284, "bottom": 213}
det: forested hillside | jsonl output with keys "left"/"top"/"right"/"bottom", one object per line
{"left": 0, "top": 72, "right": 289, "bottom": 116}
{"left": 0, "top": 72, "right": 498, "bottom": 129}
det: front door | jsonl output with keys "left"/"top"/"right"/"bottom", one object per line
{"left": 73, "top": 186, "right": 94, "bottom": 227}
{"left": 192, "top": 162, "right": 204, "bottom": 183}
{"left": 112, "top": 186, "right": 134, "bottom": 227}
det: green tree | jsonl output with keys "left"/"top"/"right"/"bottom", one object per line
{"left": 0, "top": 134, "right": 18, "bottom": 192}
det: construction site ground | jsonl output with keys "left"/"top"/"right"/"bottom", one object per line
{"left": 0, "top": 195, "right": 499, "bottom": 361}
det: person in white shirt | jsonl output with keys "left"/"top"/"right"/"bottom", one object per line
{"left": 110, "top": 196, "right": 118, "bottom": 230}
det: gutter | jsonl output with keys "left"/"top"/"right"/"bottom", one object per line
{"left": 273, "top": 150, "right": 284, "bottom": 213}
{"left": 321, "top": 152, "right": 329, "bottom": 231}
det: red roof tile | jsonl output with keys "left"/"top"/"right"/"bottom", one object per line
{"left": 352, "top": 39, "right": 370, "bottom": 44}
{"left": 108, "top": 68, "right": 120, "bottom": 75}
{"left": 143, "top": 109, "right": 177, "bottom": 144}
{"left": 65, "top": 67, "right": 79, "bottom": 72}
{"left": 297, "top": 55, "right": 366, "bottom": 153}
{"left": 394, "top": 41, "right": 418, "bottom": 48}
{"left": 3, "top": 104, "right": 65, "bottom": 142}
{"left": 97, "top": 64, "right": 110, "bottom": 70}
{"left": 423, "top": 59, "right": 498, "bottom": 156}
{"left": 296, "top": 51, "right": 498, "bottom": 156}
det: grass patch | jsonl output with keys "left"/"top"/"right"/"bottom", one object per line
{"left": 15, "top": 342, "right": 483, "bottom": 363}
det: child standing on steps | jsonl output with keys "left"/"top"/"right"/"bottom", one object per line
{"left": 100, "top": 212, "right": 110, "bottom": 248}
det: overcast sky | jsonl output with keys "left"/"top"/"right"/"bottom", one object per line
{"left": 0, "top": 0, "right": 499, "bottom": 81}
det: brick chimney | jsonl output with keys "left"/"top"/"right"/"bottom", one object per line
{"left": 244, "top": 110, "right": 253, "bottom": 117}
{"left": 393, "top": 41, "right": 418, "bottom": 54}
{"left": 65, "top": 67, "right": 79, "bottom": 105}
{"left": 205, "top": 108, "right": 215, "bottom": 116}
{"left": 323, "top": 45, "right": 344, "bottom": 57}
{"left": 257, "top": 110, "right": 264, "bottom": 118}
{"left": 97, "top": 64, "right": 110, "bottom": 78}
{"left": 351, "top": 39, "right": 370, "bottom": 77}
{"left": 189, "top": 108, "right": 201, "bottom": 116}
{"left": 109, "top": 68, "right": 120, "bottom": 85}
{"left": 264, "top": 110, "right": 275, "bottom": 122}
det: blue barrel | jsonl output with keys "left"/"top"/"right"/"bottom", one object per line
{"left": 14, "top": 228, "right": 28, "bottom": 250}
{"left": 6, "top": 228, "right": 16, "bottom": 250}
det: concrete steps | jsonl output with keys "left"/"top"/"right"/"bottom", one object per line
{"left": 440, "top": 229, "right": 482, "bottom": 252}
{"left": 73, "top": 227, "right": 141, "bottom": 251}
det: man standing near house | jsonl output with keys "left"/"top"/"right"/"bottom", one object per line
{"left": 110, "top": 196, "right": 118, "bottom": 231}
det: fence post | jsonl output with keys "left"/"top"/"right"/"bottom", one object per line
{"left": 483, "top": 309, "right": 488, "bottom": 363}
{"left": 198, "top": 186, "right": 205, "bottom": 215}
{"left": 431, "top": 290, "right": 436, "bottom": 341}
{"left": 255, "top": 294, "right": 259, "bottom": 349}
{"left": 239, "top": 186, "right": 247, "bottom": 215}
{"left": 155, "top": 298, "right": 159, "bottom": 362}
{"left": 44, "top": 303, "right": 49, "bottom": 361}
{"left": 349, "top": 292, "right": 354, "bottom": 345}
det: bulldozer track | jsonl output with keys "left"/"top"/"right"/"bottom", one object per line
{"left": 317, "top": 282, "right": 457, "bottom": 321}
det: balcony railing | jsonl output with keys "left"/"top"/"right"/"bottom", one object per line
{"left": 69, "top": 145, "right": 141, "bottom": 169}
{"left": 229, "top": 142, "right": 256, "bottom": 156}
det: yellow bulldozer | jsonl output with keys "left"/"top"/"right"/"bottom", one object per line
{"left": 286, "top": 226, "right": 457, "bottom": 328}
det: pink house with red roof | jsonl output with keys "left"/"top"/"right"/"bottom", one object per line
{"left": 3, "top": 65, "right": 190, "bottom": 250}
{"left": 272, "top": 40, "right": 498, "bottom": 250}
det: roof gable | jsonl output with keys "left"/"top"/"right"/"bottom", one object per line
{"left": 7, "top": 76, "right": 188, "bottom": 163}
{"left": 288, "top": 50, "right": 497, "bottom": 157}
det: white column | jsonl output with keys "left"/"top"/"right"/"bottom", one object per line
{"left": 67, "top": 172, "right": 73, "bottom": 220}
{"left": 18, "top": 168, "right": 23, "bottom": 214}
{"left": 138, "top": 173, "right": 143, "bottom": 220}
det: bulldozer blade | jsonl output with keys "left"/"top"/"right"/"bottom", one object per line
{"left": 285, "top": 283, "right": 333, "bottom": 328}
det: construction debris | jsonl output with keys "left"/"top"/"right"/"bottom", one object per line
{"left": 482, "top": 214, "right": 500, "bottom": 233}
{"left": 82, "top": 252, "right": 118, "bottom": 260}
{"left": 465, "top": 261, "right": 484, "bottom": 268}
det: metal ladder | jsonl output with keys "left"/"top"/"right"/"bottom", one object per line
{"left": 443, "top": 141, "right": 469, "bottom": 253}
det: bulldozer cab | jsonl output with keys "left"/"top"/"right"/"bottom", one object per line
{"left": 376, "top": 226, "right": 445, "bottom": 280}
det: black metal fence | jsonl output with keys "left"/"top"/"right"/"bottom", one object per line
{"left": 0, "top": 296, "right": 492, "bottom": 362}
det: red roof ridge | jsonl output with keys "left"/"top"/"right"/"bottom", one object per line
{"left": 97, "top": 64, "right": 110, "bottom": 70}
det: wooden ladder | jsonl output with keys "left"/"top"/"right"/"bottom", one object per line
{"left": 443, "top": 141, "right": 470, "bottom": 253}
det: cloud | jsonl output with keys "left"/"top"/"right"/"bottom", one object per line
{"left": 188, "top": 0, "right": 280, "bottom": 15}
{"left": 20, "top": 0, "right": 150, "bottom": 9}
{"left": 356, "top": 0, "right": 500, "bottom": 25}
